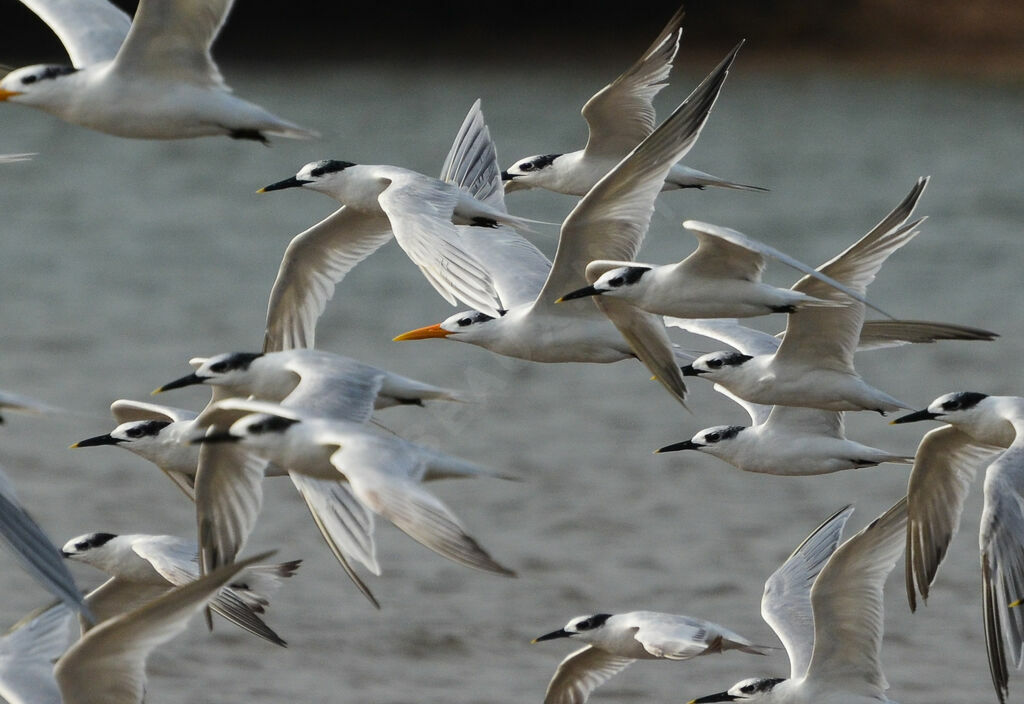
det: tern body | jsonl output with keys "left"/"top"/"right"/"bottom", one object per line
{"left": 1, "top": 0, "right": 316, "bottom": 141}
{"left": 534, "top": 610, "right": 764, "bottom": 704}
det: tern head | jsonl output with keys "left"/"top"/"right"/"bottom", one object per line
{"left": 155, "top": 352, "right": 263, "bottom": 394}
{"left": 689, "top": 677, "right": 786, "bottom": 703}
{"left": 532, "top": 613, "right": 612, "bottom": 643}
{"left": 393, "top": 311, "right": 497, "bottom": 343}
{"left": 0, "top": 64, "right": 79, "bottom": 106}
{"left": 501, "top": 153, "right": 562, "bottom": 192}
{"left": 72, "top": 420, "right": 172, "bottom": 451}
{"left": 557, "top": 266, "right": 652, "bottom": 303}
{"left": 656, "top": 425, "right": 746, "bottom": 457}
{"left": 193, "top": 413, "right": 301, "bottom": 448}
{"left": 682, "top": 351, "right": 754, "bottom": 379}
{"left": 259, "top": 159, "right": 357, "bottom": 194}
{"left": 891, "top": 391, "right": 990, "bottom": 425}
{"left": 60, "top": 532, "right": 119, "bottom": 562}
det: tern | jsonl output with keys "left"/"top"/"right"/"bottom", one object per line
{"left": 192, "top": 398, "right": 517, "bottom": 579}
{"left": 54, "top": 552, "right": 272, "bottom": 704}
{"left": 533, "top": 610, "right": 765, "bottom": 704}
{"left": 259, "top": 100, "right": 515, "bottom": 349}
{"left": 394, "top": 43, "right": 753, "bottom": 407}
{"left": 256, "top": 100, "right": 544, "bottom": 322}
{"left": 556, "top": 220, "right": 881, "bottom": 319}
{"left": 501, "top": 8, "right": 763, "bottom": 195}
{"left": 0, "top": 0, "right": 317, "bottom": 141}
{"left": 656, "top": 316, "right": 995, "bottom": 475}
{"left": 0, "top": 153, "right": 35, "bottom": 164}
{"left": 892, "top": 392, "right": 1024, "bottom": 703}
{"left": 61, "top": 532, "right": 298, "bottom": 646}
{"left": 688, "top": 499, "right": 907, "bottom": 704}
{"left": 681, "top": 178, "right": 929, "bottom": 414}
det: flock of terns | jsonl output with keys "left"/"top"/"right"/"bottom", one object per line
{"left": 0, "top": 1, "right": 1022, "bottom": 703}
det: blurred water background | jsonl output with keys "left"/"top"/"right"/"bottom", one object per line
{"left": 1, "top": 3, "right": 1024, "bottom": 703}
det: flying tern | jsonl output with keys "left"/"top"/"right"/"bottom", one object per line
{"left": 259, "top": 100, "right": 514, "bottom": 349}
{"left": 0, "top": 0, "right": 317, "bottom": 141}
{"left": 688, "top": 499, "right": 907, "bottom": 704}
{"left": 61, "top": 532, "right": 298, "bottom": 646}
{"left": 892, "top": 392, "right": 1024, "bottom": 703}
{"left": 681, "top": 178, "right": 929, "bottom": 413}
{"left": 256, "top": 101, "right": 544, "bottom": 322}
{"left": 656, "top": 315, "right": 994, "bottom": 474}
{"left": 501, "top": 8, "right": 763, "bottom": 196}
{"left": 192, "top": 398, "right": 517, "bottom": 579}
{"left": 394, "top": 43, "right": 752, "bottom": 406}
{"left": 533, "top": 610, "right": 765, "bottom": 704}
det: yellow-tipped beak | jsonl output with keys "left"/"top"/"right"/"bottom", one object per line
{"left": 393, "top": 323, "right": 451, "bottom": 341}
{"left": 0, "top": 89, "right": 23, "bottom": 101}
{"left": 68, "top": 442, "right": 79, "bottom": 449}
{"left": 255, "top": 187, "right": 267, "bottom": 194}
{"left": 1011, "top": 599, "right": 1023, "bottom": 608}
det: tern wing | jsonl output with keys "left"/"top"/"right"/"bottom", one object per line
{"left": 193, "top": 444, "right": 268, "bottom": 572}
{"left": 377, "top": 176, "right": 503, "bottom": 317}
{"left": 333, "top": 446, "right": 514, "bottom": 576}
{"left": 665, "top": 317, "right": 781, "bottom": 357}
{"left": 19, "top": 0, "right": 131, "bottom": 66}
{"left": 109, "top": 399, "right": 197, "bottom": 424}
{"left": 762, "top": 505, "right": 852, "bottom": 679}
{"left": 543, "top": 645, "right": 634, "bottom": 704}
{"left": 763, "top": 406, "right": 845, "bottom": 438}
{"left": 680, "top": 221, "right": 876, "bottom": 308}
{"left": 193, "top": 397, "right": 302, "bottom": 431}
{"left": 775, "top": 179, "right": 928, "bottom": 371}
{"left": 288, "top": 473, "right": 380, "bottom": 609}
{"left": 0, "top": 603, "right": 72, "bottom": 704}
{"left": 440, "top": 99, "right": 506, "bottom": 211}
{"left": 592, "top": 295, "right": 687, "bottom": 405}
{"left": 580, "top": 8, "right": 684, "bottom": 159}
{"left": 905, "top": 426, "right": 1000, "bottom": 610}
{"left": 55, "top": 553, "right": 268, "bottom": 704}
{"left": 110, "top": 0, "right": 233, "bottom": 87}
{"left": 536, "top": 43, "right": 742, "bottom": 311}
{"left": 853, "top": 319, "right": 999, "bottom": 351}
{"left": 263, "top": 206, "right": 394, "bottom": 352}
{"left": 82, "top": 577, "right": 167, "bottom": 627}
{"left": 979, "top": 423, "right": 1024, "bottom": 704}
{"left": 454, "top": 225, "right": 551, "bottom": 309}
{"left": 0, "top": 469, "right": 89, "bottom": 621}
{"left": 804, "top": 497, "right": 907, "bottom": 696}
{"left": 0, "top": 390, "right": 65, "bottom": 418}
{"left": 281, "top": 355, "right": 384, "bottom": 423}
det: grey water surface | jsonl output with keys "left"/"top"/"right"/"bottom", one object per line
{"left": 0, "top": 52, "right": 1022, "bottom": 703}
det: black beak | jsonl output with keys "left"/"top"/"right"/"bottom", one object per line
{"left": 154, "top": 372, "right": 204, "bottom": 394}
{"left": 681, "top": 364, "right": 703, "bottom": 377}
{"left": 655, "top": 440, "right": 700, "bottom": 453}
{"left": 500, "top": 171, "right": 514, "bottom": 181}
{"left": 555, "top": 285, "right": 601, "bottom": 303}
{"left": 531, "top": 628, "right": 571, "bottom": 643}
{"left": 689, "top": 691, "right": 740, "bottom": 703}
{"left": 890, "top": 409, "right": 940, "bottom": 424}
{"left": 71, "top": 433, "right": 121, "bottom": 448}
{"left": 190, "top": 432, "right": 239, "bottom": 445}
{"left": 60, "top": 550, "right": 72, "bottom": 558}
{"left": 258, "top": 176, "right": 308, "bottom": 193}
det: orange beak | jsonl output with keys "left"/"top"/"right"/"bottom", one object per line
{"left": 393, "top": 323, "right": 451, "bottom": 341}
{"left": 0, "top": 89, "right": 23, "bottom": 101}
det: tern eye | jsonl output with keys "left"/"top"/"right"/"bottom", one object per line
{"left": 457, "top": 317, "right": 472, "bottom": 327}
{"left": 208, "top": 362, "right": 228, "bottom": 373}
{"left": 74, "top": 542, "right": 87, "bottom": 551}
{"left": 707, "top": 359, "right": 723, "bottom": 369}
{"left": 21, "top": 75, "right": 37, "bottom": 85}
{"left": 608, "top": 277, "right": 624, "bottom": 287}
{"left": 705, "top": 433, "right": 720, "bottom": 442}
{"left": 126, "top": 426, "right": 145, "bottom": 438}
